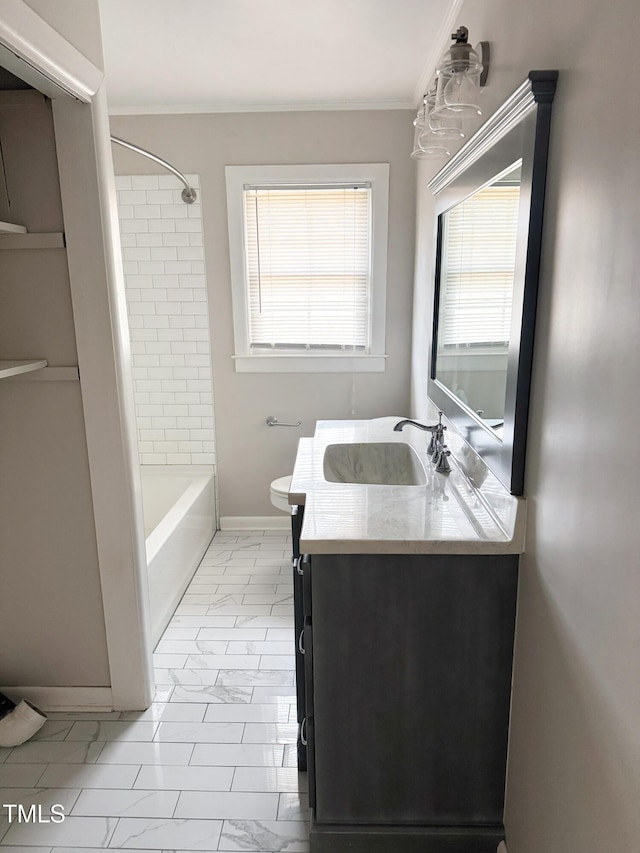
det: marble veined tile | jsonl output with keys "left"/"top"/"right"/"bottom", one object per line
{"left": 174, "top": 790, "right": 278, "bottom": 820}
{"left": 133, "top": 764, "right": 234, "bottom": 792}
{"left": 278, "top": 792, "right": 310, "bottom": 821}
{"left": 215, "top": 584, "right": 277, "bottom": 595}
{"left": 249, "top": 574, "right": 290, "bottom": 585}
{"left": 222, "top": 565, "right": 286, "bottom": 575}
{"left": 182, "top": 593, "right": 244, "bottom": 605}
{"left": 5, "top": 742, "right": 104, "bottom": 765}
{"left": 96, "top": 742, "right": 193, "bottom": 766}
{"left": 51, "top": 848, "right": 159, "bottom": 853}
{"left": 1, "top": 846, "right": 52, "bottom": 853}
{"left": 152, "top": 653, "right": 188, "bottom": 668}
{"left": 0, "top": 764, "right": 48, "bottom": 788}
{"left": 174, "top": 605, "right": 208, "bottom": 616}
{"left": 259, "top": 656, "right": 296, "bottom": 670}
{"left": 206, "top": 605, "right": 272, "bottom": 616}
{"left": 241, "top": 594, "right": 293, "bottom": 605}
{"left": 160, "top": 626, "right": 200, "bottom": 639}
{"left": 190, "top": 744, "right": 284, "bottom": 767}
{"left": 28, "top": 721, "right": 74, "bottom": 742}
{"left": 120, "top": 703, "right": 207, "bottom": 723}
{"left": 153, "top": 721, "right": 243, "bottom": 743}
{"left": 169, "top": 685, "right": 253, "bottom": 705}
{"left": 71, "top": 788, "right": 179, "bottom": 818}
{"left": 191, "top": 573, "right": 247, "bottom": 584}
{"left": 250, "top": 687, "right": 297, "bottom": 704}
{"left": 0, "top": 787, "right": 80, "bottom": 814}
{"left": 154, "top": 668, "right": 219, "bottom": 686}
{"left": 226, "top": 641, "right": 292, "bottom": 655}
{"left": 65, "top": 722, "right": 159, "bottom": 742}
{"left": 216, "top": 670, "right": 294, "bottom": 687}
{"left": 282, "top": 745, "right": 298, "bottom": 768}
{"left": 154, "top": 640, "right": 228, "bottom": 656}
{"left": 219, "top": 819, "right": 309, "bottom": 851}
{"left": 265, "top": 628, "right": 295, "bottom": 641}
{"left": 196, "top": 628, "right": 266, "bottom": 641}
{"left": 231, "top": 767, "right": 308, "bottom": 794}
{"left": 203, "top": 704, "right": 290, "bottom": 723}
{"left": 152, "top": 686, "right": 174, "bottom": 703}
{"left": 185, "top": 655, "right": 260, "bottom": 670}
{"left": 242, "top": 723, "right": 298, "bottom": 744}
{"left": 169, "top": 615, "right": 237, "bottom": 627}
{"left": 233, "top": 616, "right": 294, "bottom": 629}
{"left": 2, "top": 815, "right": 117, "bottom": 848}
{"left": 37, "top": 763, "right": 141, "bottom": 790}
{"left": 179, "top": 584, "right": 220, "bottom": 595}
{"left": 109, "top": 817, "right": 222, "bottom": 850}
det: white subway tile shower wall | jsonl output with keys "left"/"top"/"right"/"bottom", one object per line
{"left": 116, "top": 174, "right": 216, "bottom": 465}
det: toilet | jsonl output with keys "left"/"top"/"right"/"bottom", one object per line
{"left": 270, "top": 475, "right": 292, "bottom": 513}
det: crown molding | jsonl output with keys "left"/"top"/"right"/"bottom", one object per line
{"left": 412, "top": 0, "right": 465, "bottom": 107}
{"left": 108, "top": 97, "right": 417, "bottom": 116}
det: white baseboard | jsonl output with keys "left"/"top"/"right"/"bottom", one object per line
{"left": 498, "top": 842, "right": 509, "bottom": 853}
{"left": 219, "top": 515, "right": 290, "bottom": 531}
{"left": 1, "top": 686, "right": 113, "bottom": 712}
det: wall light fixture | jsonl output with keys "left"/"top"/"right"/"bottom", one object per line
{"left": 411, "top": 26, "right": 489, "bottom": 160}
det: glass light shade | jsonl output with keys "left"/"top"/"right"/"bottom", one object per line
{"left": 426, "top": 90, "right": 466, "bottom": 139}
{"left": 413, "top": 104, "right": 427, "bottom": 130}
{"left": 410, "top": 123, "right": 450, "bottom": 160}
{"left": 434, "top": 40, "right": 483, "bottom": 118}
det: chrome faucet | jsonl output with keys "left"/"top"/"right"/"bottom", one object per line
{"left": 393, "top": 412, "right": 451, "bottom": 473}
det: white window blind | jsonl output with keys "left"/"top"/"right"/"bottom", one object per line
{"left": 242, "top": 184, "right": 372, "bottom": 350}
{"left": 438, "top": 182, "right": 521, "bottom": 349}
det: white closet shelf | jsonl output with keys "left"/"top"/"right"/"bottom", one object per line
{"left": 0, "top": 359, "right": 48, "bottom": 379}
{"left": 0, "top": 232, "right": 64, "bottom": 249}
{"left": 0, "top": 220, "right": 27, "bottom": 234}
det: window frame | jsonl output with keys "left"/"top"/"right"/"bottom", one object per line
{"left": 225, "top": 163, "right": 389, "bottom": 373}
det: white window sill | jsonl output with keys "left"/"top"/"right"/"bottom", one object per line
{"left": 232, "top": 354, "right": 387, "bottom": 373}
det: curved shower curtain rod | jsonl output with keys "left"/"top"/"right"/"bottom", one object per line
{"left": 110, "top": 135, "right": 197, "bottom": 204}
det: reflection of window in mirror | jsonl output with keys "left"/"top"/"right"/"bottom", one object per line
{"left": 436, "top": 161, "right": 522, "bottom": 434}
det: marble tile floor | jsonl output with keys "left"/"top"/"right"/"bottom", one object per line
{"left": 0, "top": 530, "right": 309, "bottom": 852}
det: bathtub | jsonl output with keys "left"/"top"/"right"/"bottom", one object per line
{"left": 140, "top": 465, "right": 216, "bottom": 646}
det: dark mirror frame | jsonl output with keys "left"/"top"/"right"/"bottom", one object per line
{"left": 428, "top": 70, "right": 558, "bottom": 495}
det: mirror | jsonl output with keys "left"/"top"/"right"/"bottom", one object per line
{"left": 428, "top": 71, "right": 558, "bottom": 495}
{"left": 435, "top": 160, "right": 522, "bottom": 436}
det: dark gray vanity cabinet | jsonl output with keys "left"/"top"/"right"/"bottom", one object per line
{"left": 301, "top": 551, "right": 519, "bottom": 853}
{"left": 291, "top": 505, "right": 307, "bottom": 770}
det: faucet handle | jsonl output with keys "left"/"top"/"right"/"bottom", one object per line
{"left": 434, "top": 445, "right": 452, "bottom": 473}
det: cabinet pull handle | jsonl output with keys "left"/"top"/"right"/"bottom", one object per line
{"left": 298, "top": 629, "right": 305, "bottom": 655}
{"left": 296, "top": 557, "right": 304, "bottom": 576}
{"left": 300, "top": 717, "right": 307, "bottom": 746}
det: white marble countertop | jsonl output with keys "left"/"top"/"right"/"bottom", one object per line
{"left": 290, "top": 412, "right": 526, "bottom": 555}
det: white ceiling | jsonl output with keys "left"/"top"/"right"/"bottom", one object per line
{"left": 98, "top": 0, "right": 461, "bottom": 114}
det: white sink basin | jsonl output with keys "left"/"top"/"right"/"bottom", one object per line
{"left": 323, "top": 442, "right": 427, "bottom": 486}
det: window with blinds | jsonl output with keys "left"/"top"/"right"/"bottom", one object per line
{"left": 242, "top": 184, "right": 372, "bottom": 351}
{"left": 437, "top": 176, "right": 521, "bottom": 351}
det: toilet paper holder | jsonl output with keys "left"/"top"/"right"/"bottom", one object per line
{"left": 266, "top": 415, "right": 302, "bottom": 427}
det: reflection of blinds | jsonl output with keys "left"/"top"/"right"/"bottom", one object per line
{"left": 439, "top": 184, "right": 520, "bottom": 347}
{"left": 243, "top": 185, "right": 371, "bottom": 350}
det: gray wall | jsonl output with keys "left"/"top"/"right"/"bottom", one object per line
{"left": 411, "top": 0, "right": 640, "bottom": 851}
{"left": 111, "top": 110, "right": 416, "bottom": 518}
